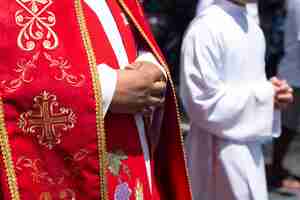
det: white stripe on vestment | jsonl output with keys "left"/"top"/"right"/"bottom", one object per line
{"left": 84, "top": 0, "right": 152, "bottom": 191}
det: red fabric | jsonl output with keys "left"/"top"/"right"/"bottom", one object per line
{"left": 117, "top": 0, "right": 192, "bottom": 199}
{"left": 84, "top": 1, "right": 153, "bottom": 199}
{"left": 0, "top": 0, "right": 191, "bottom": 199}
{"left": 0, "top": 0, "right": 102, "bottom": 199}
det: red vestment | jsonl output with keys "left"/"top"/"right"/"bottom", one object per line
{"left": 0, "top": 0, "right": 191, "bottom": 199}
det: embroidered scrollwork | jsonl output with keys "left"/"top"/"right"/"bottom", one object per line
{"left": 16, "top": 156, "right": 60, "bottom": 184}
{"left": 15, "top": 0, "right": 58, "bottom": 51}
{"left": 44, "top": 53, "right": 86, "bottom": 87}
{"left": 39, "top": 189, "right": 76, "bottom": 200}
{"left": 17, "top": 149, "right": 89, "bottom": 185}
{"left": 1, "top": 52, "right": 39, "bottom": 93}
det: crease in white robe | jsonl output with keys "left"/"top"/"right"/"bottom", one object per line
{"left": 180, "top": 1, "right": 281, "bottom": 199}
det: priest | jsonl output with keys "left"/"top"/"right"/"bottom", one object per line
{"left": 180, "top": 0, "right": 293, "bottom": 199}
{"left": 0, "top": 0, "right": 191, "bottom": 199}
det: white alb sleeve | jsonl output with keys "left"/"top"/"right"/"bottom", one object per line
{"left": 97, "top": 64, "right": 117, "bottom": 116}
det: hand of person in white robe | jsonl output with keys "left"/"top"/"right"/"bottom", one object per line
{"left": 270, "top": 77, "right": 294, "bottom": 109}
{"left": 110, "top": 61, "right": 166, "bottom": 114}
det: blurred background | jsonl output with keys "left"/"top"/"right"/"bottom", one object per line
{"left": 141, "top": 0, "right": 300, "bottom": 200}
{"left": 142, "top": 0, "right": 285, "bottom": 84}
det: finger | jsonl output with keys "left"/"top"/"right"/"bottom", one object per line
{"left": 271, "top": 77, "right": 287, "bottom": 88}
{"left": 124, "top": 64, "right": 137, "bottom": 70}
{"left": 276, "top": 93, "right": 294, "bottom": 103}
{"left": 127, "top": 62, "right": 143, "bottom": 70}
{"left": 146, "top": 96, "right": 165, "bottom": 107}
{"left": 151, "top": 67, "right": 164, "bottom": 82}
{"left": 150, "top": 81, "right": 167, "bottom": 97}
{"left": 141, "top": 107, "right": 153, "bottom": 116}
{"left": 270, "top": 77, "right": 281, "bottom": 85}
{"left": 143, "top": 63, "right": 164, "bottom": 82}
{"left": 277, "top": 84, "right": 291, "bottom": 93}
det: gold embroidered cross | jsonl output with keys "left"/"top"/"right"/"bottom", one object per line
{"left": 19, "top": 91, "right": 76, "bottom": 149}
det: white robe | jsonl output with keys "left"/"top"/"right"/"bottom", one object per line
{"left": 180, "top": 1, "right": 281, "bottom": 200}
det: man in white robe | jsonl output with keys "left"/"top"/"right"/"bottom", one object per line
{"left": 196, "top": 0, "right": 259, "bottom": 25}
{"left": 180, "top": 0, "right": 294, "bottom": 199}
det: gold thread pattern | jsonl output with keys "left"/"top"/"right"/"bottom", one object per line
{"left": 74, "top": 0, "right": 108, "bottom": 199}
{"left": 0, "top": 98, "right": 21, "bottom": 200}
{"left": 0, "top": 52, "right": 85, "bottom": 95}
{"left": 117, "top": 0, "right": 192, "bottom": 197}
{"left": 135, "top": 179, "right": 144, "bottom": 200}
{"left": 17, "top": 149, "right": 89, "bottom": 185}
{"left": 15, "top": 0, "right": 58, "bottom": 51}
{"left": 43, "top": 53, "right": 86, "bottom": 87}
{"left": 1, "top": 52, "right": 40, "bottom": 94}
{"left": 39, "top": 188, "right": 76, "bottom": 200}
{"left": 18, "top": 91, "right": 77, "bottom": 150}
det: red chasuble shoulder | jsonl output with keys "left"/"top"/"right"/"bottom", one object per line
{"left": 0, "top": 0, "right": 191, "bottom": 199}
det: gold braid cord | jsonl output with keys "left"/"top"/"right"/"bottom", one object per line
{"left": 74, "top": 0, "right": 108, "bottom": 199}
{"left": 229, "top": 0, "right": 247, "bottom": 6}
{"left": 0, "top": 98, "right": 21, "bottom": 200}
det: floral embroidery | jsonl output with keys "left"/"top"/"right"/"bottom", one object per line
{"left": 73, "top": 148, "right": 89, "bottom": 161}
{"left": 16, "top": 156, "right": 63, "bottom": 184}
{"left": 1, "top": 52, "right": 85, "bottom": 94}
{"left": 44, "top": 53, "right": 86, "bottom": 87}
{"left": 18, "top": 91, "right": 77, "bottom": 149}
{"left": 17, "top": 149, "right": 89, "bottom": 185}
{"left": 63, "top": 149, "right": 90, "bottom": 178}
{"left": 39, "top": 192, "right": 52, "bottom": 200}
{"left": 114, "top": 182, "right": 132, "bottom": 200}
{"left": 135, "top": 179, "right": 144, "bottom": 200}
{"left": 15, "top": 0, "right": 58, "bottom": 51}
{"left": 17, "top": 150, "right": 89, "bottom": 199}
{"left": 59, "top": 188, "right": 76, "bottom": 200}
{"left": 39, "top": 189, "right": 76, "bottom": 200}
{"left": 108, "top": 150, "right": 129, "bottom": 177}
{"left": 1, "top": 52, "right": 39, "bottom": 93}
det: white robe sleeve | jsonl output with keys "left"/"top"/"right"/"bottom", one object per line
{"left": 97, "top": 64, "right": 117, "bottom": 117}
{"left": 180, "top": 22, "right": 279, "bottom": 142}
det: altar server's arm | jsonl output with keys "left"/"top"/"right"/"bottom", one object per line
{"left": 180, "top": 21, "right": 280, "bottom": 142}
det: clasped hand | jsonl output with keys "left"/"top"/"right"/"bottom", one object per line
{"left": 110, "top": 61, "right": 167, "bottom": 114}
{"left": 271, "top": 77, "right": 294, "bottom": 109}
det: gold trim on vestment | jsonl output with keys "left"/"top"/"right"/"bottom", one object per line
{"left": 0, "top": 98, "right": 21, "bottom": 200}
{"left": 229, "top": 0, "right": 247, "bottom": 6}
{"left": 117, "top": 0, "right": 192, "bottom": 198}
{"left": 74, "top": 0, "right": 108, "bottom": 199}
